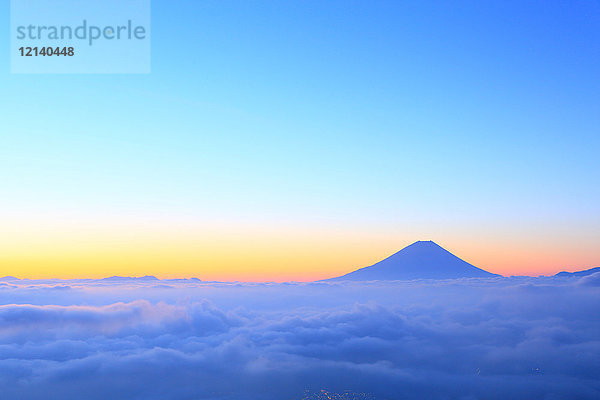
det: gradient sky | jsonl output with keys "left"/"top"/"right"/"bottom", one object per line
{"left": 1, "top": 0, "right": 599, "bottom": 280}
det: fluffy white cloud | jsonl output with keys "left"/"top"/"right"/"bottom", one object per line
{"left": 0, "top": 276, "right": 598, "bottom": 399}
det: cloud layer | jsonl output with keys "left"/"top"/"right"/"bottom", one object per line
{"left": 0, "top": 275, "right": 599, "bottom": 399}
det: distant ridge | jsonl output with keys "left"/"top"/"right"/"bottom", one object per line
{"left": 0, "top": 276, "right": 204, "bottom": 283}
{"left": 324, "top": 241, "right": 499, "bottom": 281}
{"left": 555, "top": 266, "right": 600, "bottom": 277}
{"left": 100, "top": 275, "right": 160, "bottom": 282}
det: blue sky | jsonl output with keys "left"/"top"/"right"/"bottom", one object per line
{"left": 1, "top": 0, "right": 599, "bottom": 278}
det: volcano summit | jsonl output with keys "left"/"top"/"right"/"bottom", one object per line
{"left": 325, "top": 241, "right": 499, "bottom": 281}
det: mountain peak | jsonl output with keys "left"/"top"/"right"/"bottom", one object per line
{"left": 555, "top": 266, "right": 600, "bottom": 277}
{"left": 410, "top": 240, "right": 439, "bottom": 247}
{"left": 412, "top": 240, "right": 433, "bottom": 244}
{"left": 324, "top": 241, "right": 499, "bottom": 281}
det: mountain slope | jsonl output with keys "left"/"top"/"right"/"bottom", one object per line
{"left": 555, "top": 266, "right": 600, "bottom": 277}
{"left": 325, "top": 240, "right": 499, "bottom": 281}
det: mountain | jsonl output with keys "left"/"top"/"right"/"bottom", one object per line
{"left": 555, "top": 266, "right": 600, "bottom": 277}
{"left": 324, "top": 240, "right": 499, "bottom": 281}
{"left": 99, "top": 275, "right": 160, "bottom": 282}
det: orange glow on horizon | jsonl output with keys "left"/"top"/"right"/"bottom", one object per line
{"left": 0, "top": 221, "right": 597, "bottom": 281}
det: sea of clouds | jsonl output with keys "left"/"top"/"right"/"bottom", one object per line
{"left": 0, "top": 274, "right": 599, "bottom": 399}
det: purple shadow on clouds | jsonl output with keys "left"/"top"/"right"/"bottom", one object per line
{"left": 0, "top": 276, "right": 598, "bottom": 399}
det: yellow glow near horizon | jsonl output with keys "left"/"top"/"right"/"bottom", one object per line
{"left": 1, "top": 236, "right": 598, "bottom": 281}
{"left": 0, "top": 224, "right": 394, "bottom": 281}
{"left": 1, "top": 218, "right": 597, "bottom": 281}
